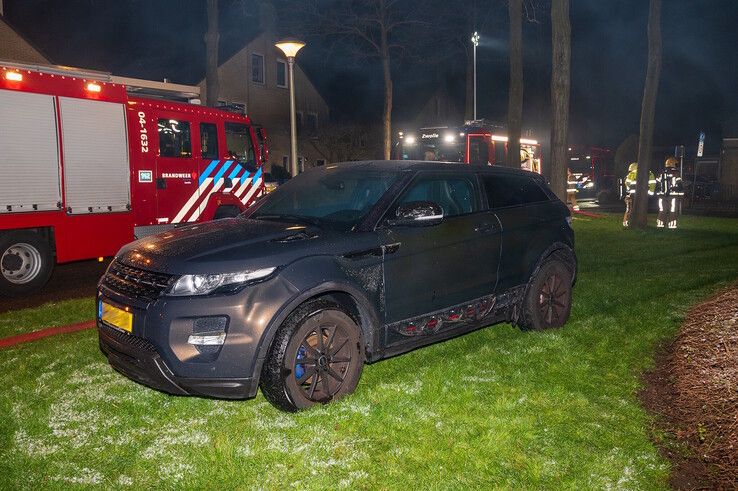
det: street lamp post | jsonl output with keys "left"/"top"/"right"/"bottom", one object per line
{"left": 275, "top": 38, "right": 306, "bottom": 177}
{"left": 471, "top": 31, "right": 480, "bottom": 121}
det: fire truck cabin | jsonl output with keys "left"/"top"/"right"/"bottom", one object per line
{"left": 0, "top": 61, "right": 267, "bottom": 296}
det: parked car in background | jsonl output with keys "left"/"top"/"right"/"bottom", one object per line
{"left": 98, "top": 161, "right": 576, "bottom": 411}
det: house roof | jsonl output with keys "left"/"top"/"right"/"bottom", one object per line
{"left": 0, "top": 15, "right": 50, "bottom": 64}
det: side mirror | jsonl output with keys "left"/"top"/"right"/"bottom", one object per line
{"left": 392, "top": 201, "right": 444, "bottom": 227}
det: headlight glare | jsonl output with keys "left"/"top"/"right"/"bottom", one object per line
{"left": 167, "top": 267, "right": 276, "bottom": 296}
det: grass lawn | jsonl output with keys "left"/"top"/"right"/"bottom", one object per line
{"left": 1, "top": 214, "right": 737, "bottom": 489}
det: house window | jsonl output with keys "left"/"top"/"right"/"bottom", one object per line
{"left": 306, "top": 113, "right": 318, "bottom": 134}
{"left": 296, "top": 112, "right": 303, "bottom": 132}
{"left": 282, "top": 155, "right": 288, "bottom": 168}
{"left": 316, "top": 159, "right": 326, "bottom": 166}
{"left": 251, "top": 53, "right": 264, "bottom": 84}
{"left": 276, "top": 60, "right": 287, "bottom": 88}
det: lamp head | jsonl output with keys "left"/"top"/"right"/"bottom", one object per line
{"left": 471, "top": 32, "right": 480, "bottom": 47}
{"left": 275, "top": 38, "right": 306, "bottom": 58}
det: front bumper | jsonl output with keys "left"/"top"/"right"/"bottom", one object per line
{"left": 98, "top": 322, "right": 257, "bottom": 399}
{"left": 97, "top": 269, "right": 300, "bottom": 400}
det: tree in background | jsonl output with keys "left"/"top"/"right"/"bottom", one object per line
{"left": 506, "top": 0, "right": 523, "bottom": 168}
{"left": 614, "top": 134, "right": 639, "bottom": 179}
{"left": 631, "top": 0, "right": 662, "bottom": 228}
{"left": 548, "top": 0, "right": 570, "bottom": 200}
{"left": 303, "top": 0, "right": 420, "bottom": 160}
{"left": 204, "top": 0, "right": 220, "bottom": 107}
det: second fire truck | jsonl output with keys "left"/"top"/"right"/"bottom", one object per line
{"left": 395, "top": 121, "right": 542, "bottom": 173}
{"left": 0, "top": 60, "right": 267, "bottom": 296}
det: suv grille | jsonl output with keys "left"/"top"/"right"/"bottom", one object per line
{"left": 102, "top": 260, "right": 173, "bottom": 301}
{"left": 99, "top": 323, "right": 157, "bottom": 353}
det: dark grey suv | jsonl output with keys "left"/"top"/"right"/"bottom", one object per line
{"left": 98, "top": 161, "right": 576, "bottom": 411}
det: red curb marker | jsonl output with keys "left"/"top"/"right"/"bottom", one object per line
{"left": 573, "top": 209, "right": 605, "bottom": 219}
{"left": 0, "top": 319, "right": 96, "bottom": 349}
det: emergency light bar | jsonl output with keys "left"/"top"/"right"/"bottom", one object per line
{"left": 491, "top": 135, "right": 539, "bottom": 145}
{"left": 4, "top": 71, "right": 22, "bottom": 82}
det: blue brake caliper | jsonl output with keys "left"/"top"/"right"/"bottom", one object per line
{"left": 295, "top": 345, "right": 306, "bottom": 380}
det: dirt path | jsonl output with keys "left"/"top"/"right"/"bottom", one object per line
{"left": 641, "top": 286, "right": 738, "bottom": 489}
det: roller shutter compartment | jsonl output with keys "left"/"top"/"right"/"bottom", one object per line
{"left": 0, "top": 89, "right": 61, "bottom": 213}
{"left": 59, "top": 97, "right": 131, "bottom": 214}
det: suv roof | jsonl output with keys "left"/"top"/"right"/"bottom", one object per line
{"left": 331, "top": 160, "right": 541, "bottom": 177}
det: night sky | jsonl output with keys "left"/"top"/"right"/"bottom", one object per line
{"left": 5, "top": 0, "right": 737, "bottom": 154}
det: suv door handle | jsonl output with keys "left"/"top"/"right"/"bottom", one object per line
{"left": 474, "top": 222, "right": 496, "bottom": 233}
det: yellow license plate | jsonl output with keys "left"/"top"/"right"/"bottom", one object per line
{"left": 101, "top": 301, "right": 133, "bottom": 333}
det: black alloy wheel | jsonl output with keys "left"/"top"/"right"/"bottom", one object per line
{"left": 261, "top": 299, "right": 364, "bottom": 412}
{"left": 538, "top": 273, "right": 569, "bottom": 327}
{"left": 520, "top": 260, "right": 573, "bottom": 330}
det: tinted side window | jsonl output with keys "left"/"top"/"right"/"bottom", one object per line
{"left": 483, "top": 174, "right": 550, "bottom": 208}
{"left": 200, "top": 123, "right": 218, "bottom": 159}
{"left": 399, "top": 175, "right": 478, "bottom": 217}
{"left": 158, "top": 119, "right": 191, "bottom": 158}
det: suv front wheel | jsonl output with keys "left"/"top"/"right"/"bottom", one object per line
{"left": 260, "top": 299, "right": 364, "bottom": 412}
{"left": 520, "top": 260, "right": 573, "bottom": 330}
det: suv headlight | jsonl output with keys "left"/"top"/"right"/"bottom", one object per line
{"left": 167, "top": 267, "right": 276, "bottom": 296}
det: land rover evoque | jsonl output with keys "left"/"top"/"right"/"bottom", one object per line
{"left": 98, "top": 160, "right": 576, "bottom": 412}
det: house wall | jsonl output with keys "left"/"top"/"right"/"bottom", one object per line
{"left": 200, "top": 32, "right": 330, "bottom": 173}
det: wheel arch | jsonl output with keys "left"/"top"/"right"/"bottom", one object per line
{"left": 251, "top": 281, "right": 381, "bottom": 386}
{"left": 0, "top": 226, "right": 56, "bottom": 256}
{"left": 512, "top": 241, "right": 577, "bottom": 327}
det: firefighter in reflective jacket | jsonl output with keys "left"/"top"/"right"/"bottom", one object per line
{"left": 656, "top": 157, "right": 684, "bottom": 228}
{"left": 623, "top": 162, "right": 657, "bottom": 226}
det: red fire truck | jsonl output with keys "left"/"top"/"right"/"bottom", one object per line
{"left": 0, "top": 61, "right": 267, "bottom": 296}
{"left": 394, "top": 121, "right": 542, "bottom": 173}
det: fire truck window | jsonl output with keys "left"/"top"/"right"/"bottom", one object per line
{"left": 493, "top": 142, "right": 505, "bottom": 165}
{"left": 225, "top": 122, "right": 256, "bottom": 163}
{"left": 200, "top": 123, "right": 219, "bottom": 159}
{"left": 158, "top": 119, "right": 191, "bottom": 158}
{"left": 483, "top": 174, "right": 549, "bottom": 209}
{"left": 469, "top": 136, "right": 489, "bottom": 165}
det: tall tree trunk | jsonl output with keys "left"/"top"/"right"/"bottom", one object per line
{"left": 549, "top": 0, "right": 571, "bottom": 201}
{"left": 506, "top": 0, "right": 523, "bottom": 168}
{"left": 380, "top": 28, "right": 393, "bottom": 160}
{"left": 205, "top": 0, "right": 220, "bottom": 107}
{"left": 631, "top": 0, "right": 662, "bottom": 228}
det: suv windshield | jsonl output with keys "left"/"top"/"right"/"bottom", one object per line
{"left": 250, "top": 166, "right": 401, "bottom": 231}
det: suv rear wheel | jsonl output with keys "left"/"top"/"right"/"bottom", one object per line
{"left": 519, "top": 260, "right": 573, "bottom": 330}
{"left": 0, "top": 231, "right": 54, "bottom": 297}
{"left": 260, "top": 299, "right": 364, "bottom": 412}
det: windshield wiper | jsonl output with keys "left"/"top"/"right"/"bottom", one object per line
{"left": 252, "top": 214, "right": 323, "bottom": 228}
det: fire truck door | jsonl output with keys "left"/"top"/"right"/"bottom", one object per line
{"left": 154, "top": 116, "right": 198, "bottom": 224}
{"left": 468, "top": 135, "right": 491, "bottom": 165}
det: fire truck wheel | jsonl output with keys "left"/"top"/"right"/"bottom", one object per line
{"left": 0, "top": 232, "right": 54, "bottom": 297}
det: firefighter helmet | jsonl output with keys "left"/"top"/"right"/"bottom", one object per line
{"left": 665, "top": 157, "right": 678, "bottom": 168}
{"left": 628, "top": 162, "right": 638, "bottom": 173}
